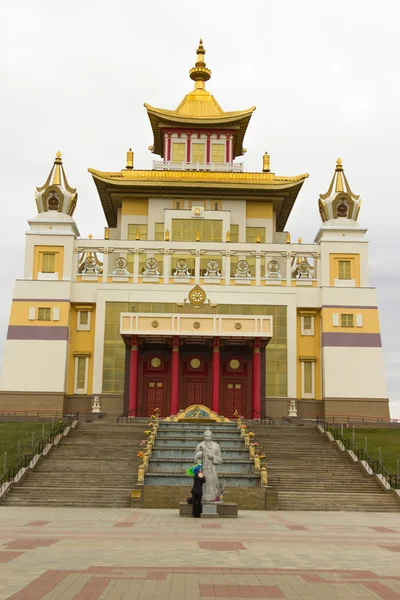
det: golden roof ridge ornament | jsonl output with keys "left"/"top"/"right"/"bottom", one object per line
{"left": 189, "top": 39, "right": 212, "bottom": 90}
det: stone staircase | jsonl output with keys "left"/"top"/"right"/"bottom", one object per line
{"left": 249, "top": 423, "right": 400, "bottom": 512}
{"left": 146, "top": 421, "right": 257, "bottom": 487}
{"left": 1, "top": 419, "right": 145, "bottom": 508}
{"left": 141, "top": 422, "right": 266, "bottom": 509}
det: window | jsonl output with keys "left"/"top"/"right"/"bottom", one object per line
{"left": 303, "top": 362, "right": 313, "bottom": 395}
{"left": 212, "top": 201, "right": 220, "bottom": 211}
{"left": 42, "top": 253, "right": 56, "bottom": 273}
{"left": 246, "top": 227, "right": 266, "bottom": 243}
{"left": 174, "top": 201, "right": 182, "bottom": 210}
{"left": 301, "top": 314, "right": 315, "bottom": 336}
{"left": 191, "top": 143, "right": 205, "bottom": 162}
{"left": 301, "top": 359, "right": 315, "bottom": 399}
{"left": 127, "top": 224, "right": 147, "bottom": 241}
{"left": 341, "top": 314, "right": 354, "bottom": 328}
{"left": 338, "top": 260, "right": 351, "bottom": 280}
{"left": 38, "top": 307, "right": 51, "bottom": 321}
{"left": 77, "top": 308, "right": 92, "bottom": 331}
{"left": 230, "top": 224, "right": 239, "bottom": 242}
{"left": 155, "top": 223, "right": 164, "bottom": 241}
{"left": 171, "top": 143, "right": 185, "bottom": 162}
{"left": 211, "top": 144, "right": 225, "bottom": 163}
{"left": 171, "top": 219, "right": 222, "bottom": 242}
{"left": 74, "top": 356, "right": 89, "bottom": 394}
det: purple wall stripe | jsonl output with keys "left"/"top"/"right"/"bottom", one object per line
{"left": 322, "top": 305, "right": 377, "bottom": 309}
{"left": 7, "top": 326, "right": 69, "bottom": 341}
{"left": 322, "top": 332, "right": 382, "bottom": 348}
{"left": 12, "top": 299, "right": 71, "bottom": 303}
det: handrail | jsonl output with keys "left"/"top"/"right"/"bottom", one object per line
{"left": 317, "top": 419, "right": 400, "bottom": 490}
{"left": 303, "top": 412, "right": 399, "bottom": 424}
{"left": 117, "top": 409, "right": 139, "bottom": 423}
{"left": 0, "top": 414, "right": 75, "bottom": 488}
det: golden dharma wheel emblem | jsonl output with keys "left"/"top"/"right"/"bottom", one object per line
{"left": 189, "top": 285, "right": 206, "bottom": 305}
{"left": 151, "top": 357, "right": 161, "bottom": 368}
{"left": 234, "top": 322, "right": 242, "bottom": 330}
{"left": 193, "top": 321, "right": 201, "bottom": 329}
{"left": 151, "top": 320, "right": 159, "bottom": 328}
{"left": 190, "top": 358, "right": 201, "bottom": 369}
{"left": 230, "top": 359, "right": 240, "bottom": 370}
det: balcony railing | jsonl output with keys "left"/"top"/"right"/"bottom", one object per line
{"left": 72, "top": 240, "right": 320, "bottom": 288}
{"left": 153, "top": 160, "right": 244, "bottom": 172}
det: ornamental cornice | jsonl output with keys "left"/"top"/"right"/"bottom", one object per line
{"left": 189, "top": 249, "right": 207, "bottom": 256}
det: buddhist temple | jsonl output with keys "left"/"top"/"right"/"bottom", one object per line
{"left": 0, "top": 41, "right": 389, "bottom": 421}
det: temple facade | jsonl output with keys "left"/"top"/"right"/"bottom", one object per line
{"left": 0, "top": 42, "right": 389, "bottom": 420}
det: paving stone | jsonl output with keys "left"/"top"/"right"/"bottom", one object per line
{"left": 0, "top": 508, "right": 399, "bottom": 599}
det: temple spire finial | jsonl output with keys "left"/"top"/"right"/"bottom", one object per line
{"left": 189, "top": 39, "right": 211, "bottom": 90}
{"left": 52, "top": 150, "right": 62, "bottom": 185}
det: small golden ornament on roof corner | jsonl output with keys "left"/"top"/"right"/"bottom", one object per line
{"left": 104, "top": 227, "right": 109, "bottom": 240}
{"left": 226, "top": 230, "right": 231, "bottom": 242}
{"left": 262, "top": 151, "right": 270, "bottom": 173}
{"left": 256, "top": 230, "right": 261, "bottom": 243}
{"left": 135, "top": 228, "right": 140, "bottom": 241}
{"left": 196, "top": 230, "right": 200, "bottom": 242}
{"left": 298, "top": 237, "right": 302, "bottom": 244}
{"left": 286, "top": 233, "right": 291, "bottom": 244}
{"left": 335, "top": 157, "right": 343, "bottom": 171}
{"left": 165, "top": 229, "right": 170, "bottom": 241}
{"left": 88, "top": 233, "right": 93, "bottom": 239}
{"left": 126, "top": 148, "right": 134, "bottom": 170}
{"left": 55, "top": 150, "right": 62, "bottom": 160}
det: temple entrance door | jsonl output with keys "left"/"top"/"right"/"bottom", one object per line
{"left": 224, "top": 382, "right": 243, "bottom": 418}
{"left": 184, "top": 380, "right": 206, "bottom": 407}
{"left": 145, "top": 380, "right": 165, "bottom": 417}
{"left": 180, "top": 351, "right": 211, "bottom": 410}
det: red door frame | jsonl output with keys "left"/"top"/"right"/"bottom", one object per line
{"left": 138, "top": 349, "right": 170, "bottom": 417}
{"left": 179, "top": 350, "right": 212, "bottom": 410}
{"left": 220, "top": 351, "right": 252, "bottom": 418}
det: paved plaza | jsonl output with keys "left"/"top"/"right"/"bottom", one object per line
{"left": 0, "top": 507, "right": 399, "bottom": 599}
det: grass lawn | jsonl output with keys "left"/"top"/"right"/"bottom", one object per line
{"left": 340, "top": 427, "right": 400, "bottom": 474}
{"left": 0, "top": 422, "right": 58, "bottom": 472}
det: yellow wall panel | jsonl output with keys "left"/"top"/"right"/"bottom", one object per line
{"left": 121, "top": 199, "right": 148, "bottom": 216}
{"left": 329, "top": 253, "right": 360, "bottom": 287}
{"left": 67, "top": 305, "right": 96, "bottom": 395}
{"left": 33, "top": 245, "right": 64, "bottom": 280}
{"left": 246, "top": 201, "right": 273, "bottom": 219}
{"left": 322, "top": 307, "right": 381, "bottom": 333}
{"left": 9, "top": 301, "right": 70, "bottom": 327}
{"left": 296, "top": 310, "right": 322, "bottom": 400}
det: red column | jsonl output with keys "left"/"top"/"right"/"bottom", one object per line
{"left": 206, "top": 135, "right": 211, "bottom": 164}
{"left": 129, "top": 336, "right": 138, "bottom": 416}
{"left": 212, "top": 337, "right": 220, "bottom": 414}
{"left": 186, "top": 133, "right": 191, "bottom": 163}
{"left": 252, "top": 338, "right": 261, "bottom": 419}
{"left": 170, "top": 336, "right": 179, "bottom": 415}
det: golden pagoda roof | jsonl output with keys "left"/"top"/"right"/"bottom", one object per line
{"left": 145, "top": 40, "right": 255, "bottom": 159}
{"left": 88, "top": 166, "right": 308, "bottom": 230}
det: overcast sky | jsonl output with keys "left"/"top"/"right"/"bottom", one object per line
{"left": 0, "top": 0, "right": 399, "bottom": 417}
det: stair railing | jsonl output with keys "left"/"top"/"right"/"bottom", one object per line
{"left": 0, "top": 415, "right": 74, "bottom": 488}
{"left": 317, "top": 420, "right": 400, "bottom": 490}
{"left": 117, "top": 409, "right": 138, "bottom": 423}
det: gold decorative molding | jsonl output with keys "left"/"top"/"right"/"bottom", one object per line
{"left": 164, "top": 404, "right": 231, "bottom": 423}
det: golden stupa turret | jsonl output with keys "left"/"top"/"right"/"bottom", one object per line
{"left": 35, "top": 151, "right": 77, "bottom": 216}
{"left": 318, "top": 158, "right": 361, "bottom": 222}
{"left": 144, "top": 40, "right": 256, "bottom": 159}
